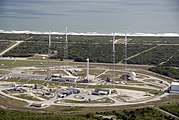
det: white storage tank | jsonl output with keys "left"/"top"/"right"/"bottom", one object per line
{"left": 130, "top": 72, "right": 136, "bottom": 80}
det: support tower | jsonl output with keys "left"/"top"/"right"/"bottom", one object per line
{"left": 112, "top": 33, "right": 116, "bottom": 79}
{"left": 86, "top": 58, "right": 89, "bottom": 80}
{"left": 47, "top": 30, "right": 51, "bottom": 79}
{"left": 64, "top": 27, "right": 68, "bottom": 69}
{"left": 124, "top": 30, "right": 128, "bottom": 82}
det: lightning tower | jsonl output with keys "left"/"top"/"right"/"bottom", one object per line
{"left": 64, "top": 26, "right": 68, "bottom": 69}
{"left": 112, "top": 33, "right": 116, "bottom": 79}
{"left": 47, "top": 30, "right": 51, "bottom": 79}
{"left": 124, "top": 30, "right": 128, "bottom": 83}
{"left": 86, "top": 58, "right": 89, "bottom": 80}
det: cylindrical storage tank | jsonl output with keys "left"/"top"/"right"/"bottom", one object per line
{"left": 130, "top": 72, "right": 136, "bottom": 80}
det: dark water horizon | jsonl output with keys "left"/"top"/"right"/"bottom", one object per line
{"left": 0, "top": 0, "right": 179, "bottom": 33}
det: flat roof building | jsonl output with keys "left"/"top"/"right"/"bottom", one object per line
{"left": 170, "top": 82, "right": 179, "bottom": 93}
{"left": 31, "top": 103, "right": 46, "bottom": 107}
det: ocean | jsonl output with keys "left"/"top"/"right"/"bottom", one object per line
{"left": 0, "top": 0, "right": 179, "bottom": 33}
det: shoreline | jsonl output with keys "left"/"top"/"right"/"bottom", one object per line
{"left": 0, "top": 30, "right": 179, "bottom": 37}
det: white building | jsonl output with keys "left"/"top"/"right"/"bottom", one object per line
{"left": 60, "top": 75, "right": 78, "bottom": 82}
{"left": 51, "top": 74, "right": 78, "bottom": 82}
{"left": 31, "top": 103, "right": 46, "bottom": 107}
{"left": 170, "top": 82, "right": 179, "bottom": 93}
{"left": 85, "top": 75, "right": 95, "bottom": 81}
{"left": 91, "top": 89, "right": 111, "bottom": 95}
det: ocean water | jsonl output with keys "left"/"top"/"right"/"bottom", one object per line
{"left": 0, "top": 0, "right": 179, "bottom": 33}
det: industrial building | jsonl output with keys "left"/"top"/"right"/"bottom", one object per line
{"left": 58, "top": 87, "right": 80, "bottom": 98}
{"left": 170, "top": 82, "right": 179, "bottom": 93}
{"left": 60, "top": 76, "right": 78, "bottom": 82}
{"left": 120, "top": 72, "right": 136, "bottom": 80}
{"left": 51, "top": 75, "right": 78, "bottom": 82}
{"left": 30, "top": 103, "right": 46, "bottom": 107}
{"left": 91, "top": 89, "right": 111, "bottom": 95}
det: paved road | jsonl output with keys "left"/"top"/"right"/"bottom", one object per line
{"left": 155, "top": 107, "right": 179, "bottom": 119}
{"left": 0, "top": 37, "right": 33, "bottom": 57}
{"left": 125, "top": 45, "right": 160, "bottom": 61}
{"left": 0, "top": 41, "right": 23, "bottom": 56}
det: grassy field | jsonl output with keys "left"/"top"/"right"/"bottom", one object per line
{"left": 0, "top": 95, "right": 28, "bottom": 109}
{"left": 160, "top": 103, "right": 179, "bottom": 117}
{"left": 0, "top": 59, "right": 47, "bottom": 68}
{"left": 1, "top": 94, "right": 178, "bottom": 115}
{"left": 61, "top": 97, "right": 114, "bottom": 104}
{"left": 0, "top": 70, "right": 9, "bottom": 75}
{"left": 14, "top": 94, "right": 41, "bottom": 101}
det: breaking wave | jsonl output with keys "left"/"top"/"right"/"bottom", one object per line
{"left": 0, "top": 30, "right": 179, "bottom": 37}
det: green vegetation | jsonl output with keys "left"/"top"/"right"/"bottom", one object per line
{"left": 0, "top": 70, "right": 9, "bottom": 75}
{"left": 1, "top": 33, "right": 179, "bottom": 65}
{"left": 160, "top": 103, "right": 179, "bottom": 117}
{"left": 0, "top": 109, "right": 92, "bottom": 120}
{"left": 96, "top": 107, "right": 176, "bottom": 120}
{"left": 0, "top": 41, "right": 14, "bottom": 53}
{"left": 128, "top": 45, "right": 179, "bottom": 65}
{"left": 0, "top": 33, "right": 29, "bottom": 40}
{"left": 0, "top": 59, "right": 48, "bottom": 68}
{"left": 1, "top": 33, "right": 179, "bottom": 119}
{"left": 62, "top": 97, "right": 114, "bottom": 104}
{"left": 3, "top": 40, "right": 154, "bottom": 63}
{"left": 0, "top": 95, "right": 28, "bottom": 109}
{"left": 130, "top": 36, "right": 179, "bottom": 44}
{"left": 1, "top": 33, "right": 154, "bottom": 63}
{"left": 67, "top": 43, "right": 153, "bottom": 63}
{"left": 15, "top": 94, "right": 41, "bottom": 101}
{"left": 3, "top": 33, "right": 179, "bottom": 67}
{"left": 0, "top": 107, "right": 176, "bottom": 120}
{"left": 149, "top": 66, "right": 179, "bottom": 80}
{"left": 4, "top": 41, "right": 49, "bottom": 57}
{"left": 74, "top": 69, "right": 105, "bottom": 76}
{"left": 165, "top": 51, "right": 179, "bottom": 67}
